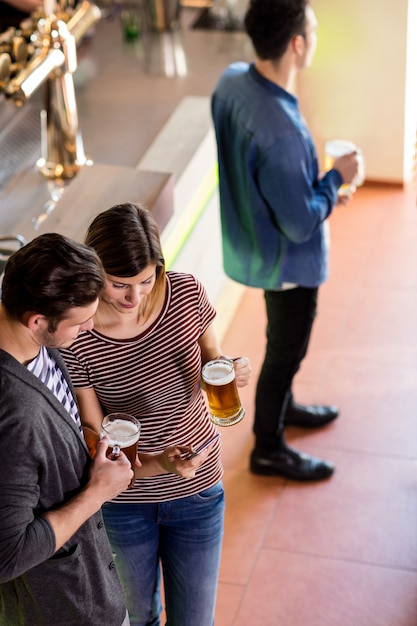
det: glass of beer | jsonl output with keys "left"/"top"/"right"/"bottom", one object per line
{"left": 202, "top": 359, "right": 245, "bottom": 427}
{"left": 324, "top": 139, "right": 365, "bottom": 196}
{"left": 101, "top": 413, "right": 141, "bottom": 488}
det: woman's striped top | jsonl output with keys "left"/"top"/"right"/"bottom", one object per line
{"left": 60, "top": 272, "right": 223, "bottom": 503}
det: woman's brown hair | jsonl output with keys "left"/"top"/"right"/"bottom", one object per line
{"left": 85, "top": 203, "right": 166, "bottom": 321}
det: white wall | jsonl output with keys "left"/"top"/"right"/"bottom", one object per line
{"left": 297, "top": 0, "right": 416, "bottom": 184}
{"left": 404, "top": 0, "right": 417, "bottom": 180}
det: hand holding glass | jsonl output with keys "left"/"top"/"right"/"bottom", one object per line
{"left": 324, "top": 139, "right": 365, "bottom": 196}
{"left": 101, "top": 413, "right": 140, "bottom": 488}
{"left": 202, "top": 359, "right": 245, "bottom": 426}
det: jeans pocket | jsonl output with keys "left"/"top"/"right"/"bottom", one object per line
{"left": 195, "top": 480, "right": 224, "bottom": 502}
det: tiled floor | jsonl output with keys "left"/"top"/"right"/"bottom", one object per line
{"left": 215, "top": 183, "right": 417, "bottom": 625}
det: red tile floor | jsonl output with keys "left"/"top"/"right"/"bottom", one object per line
{"left": 213, "top": 183, "right": 417, "bottom": 625}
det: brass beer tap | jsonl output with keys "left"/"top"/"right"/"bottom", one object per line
{"left": 0, "top": 1, "right": 101, "bottom": 180}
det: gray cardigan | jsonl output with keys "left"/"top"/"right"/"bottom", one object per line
{"left": 0, "top": 348, "right": 126, "bottom": 625}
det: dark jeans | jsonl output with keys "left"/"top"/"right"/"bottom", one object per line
{"left": 254, "top": 286, "right": 318, "bottom": 452}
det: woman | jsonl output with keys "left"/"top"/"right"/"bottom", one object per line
{"left": 61, "top": 202, "right": 251, "bottom": 626}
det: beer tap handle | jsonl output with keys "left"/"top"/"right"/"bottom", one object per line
{"left": 0, "top": 53, "right": 11, "bottom": 87}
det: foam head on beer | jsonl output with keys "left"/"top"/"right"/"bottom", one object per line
{"left": 203, "top": 361, "right": 235, "bottom": 385}
{"left": 104, "top": 418, "right": 139, "bottom": 448}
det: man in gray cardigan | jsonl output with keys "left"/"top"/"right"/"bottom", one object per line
{"left": 0, "top": 233, "right": 133, "bottom": 626}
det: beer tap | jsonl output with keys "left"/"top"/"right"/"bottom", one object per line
{"left": 1, "top": 1, "right": 101, "bottom": 180}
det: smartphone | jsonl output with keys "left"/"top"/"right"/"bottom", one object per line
{"left": 182, "top": 433, "right": 220, "bottom": 460}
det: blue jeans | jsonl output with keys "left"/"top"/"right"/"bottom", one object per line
{"left": 102, "top": 482, "right": 225, "bottom": 626}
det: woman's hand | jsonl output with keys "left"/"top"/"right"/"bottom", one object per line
{"left": 158, "top": 444, "right": 214, "bottom": 479}
{"left": 232, "top": 356, "right": 252, "bottom": 387}
{"left": 134, "top": 444, "right": 215, "bottom": 479}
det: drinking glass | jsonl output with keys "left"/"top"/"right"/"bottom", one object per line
{"left": 202, "top": 359, "right": 245, "bottom": 426}
{"left": 101, "top": 413, "right": 141, "bottom": 488}
{"left": 324, "top": 139, "right": 365, "bottom": 196}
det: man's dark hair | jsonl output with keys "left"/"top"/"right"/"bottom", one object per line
{"left": 2, "top": 232, "right": 105, "bottom": 322}
{"left": 244, "top": 0, "right": 309, "bottom": 61}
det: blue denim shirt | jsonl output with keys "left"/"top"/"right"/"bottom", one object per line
{"left": 211, "top": 62, "right": 343, "bottom": 289}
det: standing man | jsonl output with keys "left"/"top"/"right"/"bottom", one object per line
{"left": 0, "top": 233, "right": 133, "bottom": 625}
{"left": 211, "top": 0, "right": 360, "bottom": 480}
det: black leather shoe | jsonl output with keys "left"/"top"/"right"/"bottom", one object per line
{"left": 250, "top": 444, "right": 334, "bottom": 481}
{"left": 285, "top": 400, "right": 339, "bottom": 428}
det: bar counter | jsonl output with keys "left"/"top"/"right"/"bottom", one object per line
{"left": 0, "top": 5, "right": 250, "bottom": 332}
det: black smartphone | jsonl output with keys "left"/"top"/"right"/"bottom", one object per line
{"left": 182, "top": 433, "right": 220, "bottom": 460}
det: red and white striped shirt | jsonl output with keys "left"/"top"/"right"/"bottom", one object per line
{"left": 61, "top": 272, "right": 223, "bottom": 503}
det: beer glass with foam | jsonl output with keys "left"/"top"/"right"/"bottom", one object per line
{"left": 101, "top": 413, "right": 141, "bottom": 488}
{"left": 202, "top": 358, "right": 245, "bottom": 426}
{"left": 324, "top": 139, "right": 365, "bottom": 196}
